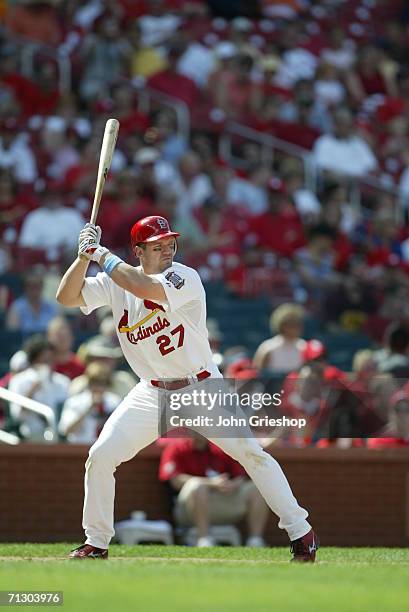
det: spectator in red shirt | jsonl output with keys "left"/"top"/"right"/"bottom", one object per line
{"left": 0, "top": 45, "right": 41, "bottom": 120}
{"left": 274, "top": 340, "right": 348, "bottom": 446}
{"left": 98, "top": 169, "right": 152, "bottom": 253}
{"left": 109, "top": 83, "right": 150, "bottom": 137}
{"left": 6, "top": 0, "right": 63, "bottom": 47}
{"left": 367, "top": 389, "right": 409, "bottom": 448}
{"left": 250, "top": 178, "right": 305, "bottom": 259}
{"left": 159, "top": 433, "right": 269, "bottom": 547}
{"left": 210, "top": 53, "right": 260, "bottom": 121}
{"left": 47, "top": 316, "right": 85, "bottom": 380}
{"left": 319, "top": 185, "right": 355, "bottom": 272}
{"left": 346, "top": 45, "right": 398, "bottom": 103}
{"left": 0, "top": 169, "right": 37, "bottom": 244}
{"left": 147, "top": 42, "right": 199, "bottom": 109}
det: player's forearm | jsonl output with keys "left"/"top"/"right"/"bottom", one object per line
{"left": 99, "top": 252, "right": 163, "bottom": 300}
{"left": 56, "top": 257, "right": 90, "bottom": 306}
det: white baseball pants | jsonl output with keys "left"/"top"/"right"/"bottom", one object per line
{"left": 83, "top": 380, "right": 311, "bottom": 549}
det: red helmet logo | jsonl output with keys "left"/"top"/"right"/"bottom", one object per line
{"left": 130, "top": 215, "right": 180, "bottom": 250}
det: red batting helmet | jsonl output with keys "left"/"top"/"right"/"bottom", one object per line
{"left": 130, "top": 216, "right": 180, "bottom": 250}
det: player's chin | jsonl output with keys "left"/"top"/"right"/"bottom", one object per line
{"left": 161, "top": 256, "right": 173, "bottom": 266}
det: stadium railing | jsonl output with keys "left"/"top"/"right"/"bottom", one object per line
{"left": 0, "top": 386, "right": 57, "bottom": 444}
{"left": 219, "top": 120, "right": 404, "bottom": 217}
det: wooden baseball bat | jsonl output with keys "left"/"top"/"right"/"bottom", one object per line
{"left": 79, "top": 118, "right": 119, "bottom": 260}
{"left": 90, "top": 118, "right": 120, "bottom": 225}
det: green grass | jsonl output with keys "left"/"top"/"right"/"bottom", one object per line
{"left": 0, "top": 545, "right": 408, "bottom": 612}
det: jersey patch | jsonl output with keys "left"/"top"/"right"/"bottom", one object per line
{"left": 165, "top": 271, "right": 185, "bottom": 290}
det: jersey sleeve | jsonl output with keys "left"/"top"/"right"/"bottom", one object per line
{"left": 151, "top": 266, "right": 203, "bottom": 312}
{"left": 80, "top": 272, "right": 112, "bottom": 315}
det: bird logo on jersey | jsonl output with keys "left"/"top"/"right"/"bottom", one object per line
{"left": 118, "top": 302, "right": 170, "bottom": 345}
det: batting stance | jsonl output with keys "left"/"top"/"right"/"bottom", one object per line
{"left": 56, "top": 216, "right": 318, "bottom": 561}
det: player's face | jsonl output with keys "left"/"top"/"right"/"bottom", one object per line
{"left": 137, "top": 237, "right": 176, "bottom": 273}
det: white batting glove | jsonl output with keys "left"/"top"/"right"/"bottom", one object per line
{"left": 78, "top": 240, "right": 109, "bottom": 263}
{"left": 79, "top": 223, "right": 101, "bottom": 246}
{"left": 78, "top": 224, "right": 108, "bottom": 262}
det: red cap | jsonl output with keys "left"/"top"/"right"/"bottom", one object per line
{"left": 130, "top": 215, "right": 180, "bottom": 250}
{"left": 225, "top": 358, "right": 259, "bottom": 380}
{"left": 302, "top": 339, "right": 326, "bottom": 362}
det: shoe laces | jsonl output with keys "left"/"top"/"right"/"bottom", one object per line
{"left": 290, "top": 538, "right": 305, "bottom": 556}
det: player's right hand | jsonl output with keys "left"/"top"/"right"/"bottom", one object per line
{"left": 78, "top": 223, "right": 101, "bottom": 248}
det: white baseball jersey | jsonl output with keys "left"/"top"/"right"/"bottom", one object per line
{"left": 81, "top": 261, "right": 220, "bottom": 381}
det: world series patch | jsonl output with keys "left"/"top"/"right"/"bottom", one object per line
{"left": 165, "top": 271, "right": 185, "bottom": 290}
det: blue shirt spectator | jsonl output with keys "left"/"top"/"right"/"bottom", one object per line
{"left": 6, "top": 272, "right": 58, "bottom": 336}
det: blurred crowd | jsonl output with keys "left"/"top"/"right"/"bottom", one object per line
{"left": 0, "top": 1, "right": 409, "bottom": 448}
{"left": 1, "top": 302, "right": 408, "bottom": 448}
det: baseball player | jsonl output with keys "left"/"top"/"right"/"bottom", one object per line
{"left": 56, "top": 215, "right": 318, "bottom": 561}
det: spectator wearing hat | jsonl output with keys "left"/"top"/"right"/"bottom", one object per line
{"left": 70, "top": 336, "right": 136, "bottom": 399}
{"left": 59, "top": 362, "right": 120, "bottom": 444}
{"left": 8, "top": 334, "right": 70, "bottom": 441}
{"left": 159, "top": 433, "right": 269, "bottom": 547}
{"left": 253, "top": 303, "right": 306, "bottom": 374}
{"left": 6, "top": 268, "right": 59, "bottom": 336}
{"left": 47, "top": 316, "right": 85, "bottom": 380}
{"left": 18, "top": 181, "right": 85, "bottom": 258}
{"left": 0, "top": 119, "right": 37, "bottom": 184}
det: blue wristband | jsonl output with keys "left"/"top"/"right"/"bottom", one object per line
{"left": 102, "top": 254, "right": 123, "bottom": 276}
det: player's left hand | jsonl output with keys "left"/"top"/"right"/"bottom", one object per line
{"left": 79, "top": 242, "right": 109, "bottom": 263}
